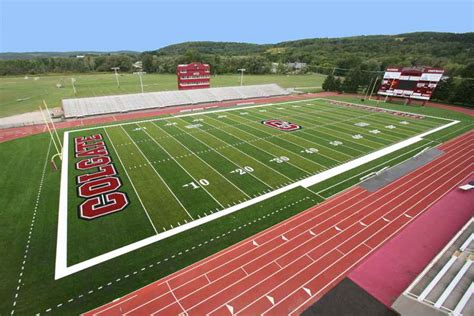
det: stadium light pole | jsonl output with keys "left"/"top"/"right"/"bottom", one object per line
{"left": 111, "top": 67, "right": 120, "bottom": 88}
{"left": 135, "top": 71, "right": 145, "bottom": 93}
{"left": 238, "top": 68, "right": 246, "bottom": 86}
{"left": 71, "top": 78, "right": 77, "bottom": 96}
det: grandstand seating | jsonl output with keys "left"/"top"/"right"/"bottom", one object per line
{"left": 62, "top": 84, "right": 289, "bottom": 118}
{"left": 396, "top": 219, "right": 474, "bottom": 316}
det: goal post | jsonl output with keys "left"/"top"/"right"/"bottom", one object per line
{"left": 39, "top": 103, "right": 63, "bottom": 169}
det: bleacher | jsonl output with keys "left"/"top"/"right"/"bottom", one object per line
{"left": 393, "top": 219, "right": 474, "bottom": 316}
{"left": 62, "top": 84, "right": 289, "bottom": 118}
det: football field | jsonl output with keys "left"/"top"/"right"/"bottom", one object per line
{"left": 58, "top": 98, "right": 452, "bottom": 278}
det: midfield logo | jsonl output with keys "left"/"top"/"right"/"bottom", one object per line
{"left": 261, "top": 119, "right": 302, "bottom": 132}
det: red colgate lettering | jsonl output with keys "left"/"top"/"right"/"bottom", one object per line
{"left": 76, "top": 145, "right": 108, "bottom": 158}
{"left": 79, "top": 192, "right": 129, "bottom": 220}
{"left": 76, "top": 156, "right": 111, "bottom": 170}
{"left": 78, "top": 176, "right": 121, "bottom": 198}
{"left": 77, "top": 164, "right": 117, "bottom": 184}
{"left": 74, "top": 133, "right": 129, "bottom": 220}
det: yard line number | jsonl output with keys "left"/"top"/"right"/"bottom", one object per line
{"left": 230, "top": 166, "right": 254, "bottom": 175}
{"left": 301, "top": 147, "right": 319, "bottom": 154}
{"left": 270, "top": 156, "right": 290, "bottom": 163}
{"left": 183, "top": 179, "right": 209, "bottom": 190}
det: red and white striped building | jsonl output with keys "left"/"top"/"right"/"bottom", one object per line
{"left": 177, "top": 63, "right": 211, "bottom": 90}
{"left": 378, "top": 66, "right": 444, "bottom": 101}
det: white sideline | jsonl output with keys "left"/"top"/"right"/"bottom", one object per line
{"left": 54, "top": 99, "right": 459, "bottom": 279}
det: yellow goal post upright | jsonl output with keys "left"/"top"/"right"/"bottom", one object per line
{"left": 39, "top": 100, "right": 63, "bottom": 170}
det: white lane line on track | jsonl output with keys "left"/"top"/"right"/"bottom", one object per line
{"left": 94, "top": 139, "right": 468, "bottom": 316}
{"left": 43, "top": 197, "right": 312, "bottom": 315}
{"left": 206, "top": 152, "right": 473, "bottom": 316}
{"left": 287, "top": 169, "right": 474, "bottom": 316}
{"left": 81, "top": 133, "right": 470, "bottom": 316}
{"left": 149, "top": 146, "right": 472, "bottom": 315}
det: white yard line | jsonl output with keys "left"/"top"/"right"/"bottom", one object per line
{"left": 184, "top": 118, "right": 295, "bottom": 183}
{"left": 120, "top": 125, "right": 195, "bottom": 219}
{"left": 138, "top": 123, "right": 227, "bottom": 207}
{"left": 54, "top": 98, "right": 459, "bottom": 279}
{"left": 226, "top": 110, "right": 347, "bottom": 164}
{"left": 164, "top": 120, "right": 274, "bottom": 190}
{"left": 104, "top": 128, "right": 159, "bottom": 234}
{"left": 147, "top": 122, "right": 251, "bottom": 200}
{"left": 206, "top": 116, "right": 318, "bottom": 174}
{"left": 269, "top": 107, "right": 395, "bottom": 147}
{"left": 301, "top": 103, "right": 433, "bottom": 134}
{"left": 224, "top": 113, "right": 340, "bottom": 168}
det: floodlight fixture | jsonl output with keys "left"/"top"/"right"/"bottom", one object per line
{"left": 134, "top": 70, "right": 145, "bottom": 93}
{"left": 111, "top": 67, "right": 120, "bottom": 87}
{"left": 238, "top": 68, "right": 246, "bottom": 86}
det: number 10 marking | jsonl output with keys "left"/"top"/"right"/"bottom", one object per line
{"left": 183, "top": 179, "right": 209, "bottom": 189}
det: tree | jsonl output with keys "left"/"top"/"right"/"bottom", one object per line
{"left": 142, "top": 54, "right": 154, "bottom": 72}
{"left": 450, "top": 79, "right": 474, "bottom": 106}
{"left": 334, "top": 78, "right": 342, "bottom": 92}
{"left": 184, "top": 49, "right": 201, "bottom": 63}
{"left": 460, "top": 62, "right": 474, "bottom": 78}
{"left": 322, "top": 74, "right": 336, "bottom": 91}
{"left": 341, "top": 69, "right": 364, "bottom": 93}
{"left": 431, "top": 77, "right": 454, "bottom": 101}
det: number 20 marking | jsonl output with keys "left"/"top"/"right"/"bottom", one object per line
{"left": 231, "top": 166, "right": 254, "bottom": 175}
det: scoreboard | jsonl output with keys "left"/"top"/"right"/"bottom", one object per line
{"left": 177, "top": 63, "right": 211, "bottom": 90}
{"left": 377, "top": 66, "right": 444, "bottom": 101}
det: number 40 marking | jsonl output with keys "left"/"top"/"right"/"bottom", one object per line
{"left": 183, "top": 179, "right": 209, "bottom": 190}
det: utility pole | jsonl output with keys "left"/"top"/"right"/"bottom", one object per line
{"left": 238, "top": 68, "right": 246, "bottom": 86}
{"left": 111, "top": 67, "right": 120, "bottom": 88}
{"left": 71, "top": 78, "right": 77, "bottom": 95}
{"left": 136, "top": 71, "right": 145, "bottom": 93}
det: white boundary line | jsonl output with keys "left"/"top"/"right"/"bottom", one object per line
{"left": 55, "top": 99, "right": 459, "bottom": 279}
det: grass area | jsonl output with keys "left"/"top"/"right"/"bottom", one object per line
{"left": 0, "top": 97, "right": 471, "bottom": 315}
{"left": 0, "top": 73, "right": 326, "bottom": 117}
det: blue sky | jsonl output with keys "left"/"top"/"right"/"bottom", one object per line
{"left": 0, "top": 0, "right": 472, "bottom": 52}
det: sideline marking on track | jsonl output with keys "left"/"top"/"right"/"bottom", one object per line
{"left": 303, "top": 287, "right": 312, "bottom": 296}
{"left": 226, "top": 304, "right": 234, "bottom": 314}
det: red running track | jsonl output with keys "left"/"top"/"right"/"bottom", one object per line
{"left": 84, "top": 130, "right": 474, "bottom": 316}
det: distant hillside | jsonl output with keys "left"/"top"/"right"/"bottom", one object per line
{"left": 151, "top": 32, "right": 474, "bottom": 65}
{"left": 1, "top": 32, "right": 473, "bottom": 77}
{"left": 152, "top": 41, "right": 268, "bottom": 56}
{"left": 0, "top": 51, "right": 139, "bottom": 60}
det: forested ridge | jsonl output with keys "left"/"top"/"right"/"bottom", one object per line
{"left": 1, "top": 32, "right": 473, "bottom": 77}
